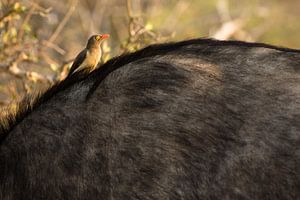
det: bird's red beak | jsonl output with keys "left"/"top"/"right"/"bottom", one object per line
{"left": 101, "top": 34, "right": 110, "bottom": 40}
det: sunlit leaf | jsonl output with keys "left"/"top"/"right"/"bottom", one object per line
{"left": 23, "top": 23, "right": 31, "bottom": 33}
{"left": 50, "top": 63, "right": 59, "bottom": 71}
{"left": 145, "top": 23, "right": 153, "bottom": 31}
{"left": 13, "top": 2, "right": 26, "bottom": 12}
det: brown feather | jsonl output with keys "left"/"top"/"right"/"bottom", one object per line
{"left": 68, "top": 49, "right": 87, "bottom": 75}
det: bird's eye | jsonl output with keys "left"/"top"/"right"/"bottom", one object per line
{"left": 95, "top": 35, "right": 101, "bottom": 41}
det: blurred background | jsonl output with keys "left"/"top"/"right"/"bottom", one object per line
{"left": 0, "top": 0, "right": 300, "bottom": 115}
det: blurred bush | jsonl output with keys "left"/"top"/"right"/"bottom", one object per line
{"left": 0, "top": 1, "right": 52, "bottom": 112}
{"left": 0, "top": 0, "right": 300, "bottom": 116}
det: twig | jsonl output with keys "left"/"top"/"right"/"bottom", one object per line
{"left": 39, "top": 51, "right": 60, "bottom": 67}
{"left": 126, "top": 0, "right": 134, "bottom": 18}
{"left": 42, "top": 40, "right": 66, "bottom": 55}
{"left": 0, "top": 9, "right": 15, "bottom": 23}
{"left": 30, "top": 2, "right": 52, "bottom": 15}
{"left": 26, "top": 71, "right": 49, "bottom": 83}
{"left": 17, "top": 5, "right": 35, "bottom": 41}
{"left": 212, "top": 19, "right": 244, "bottom": 40}
{"left": 47, "top": 0, "right": 78, "bottom": 44}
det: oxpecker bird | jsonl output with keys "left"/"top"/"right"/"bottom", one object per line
{"left": 68, "top": 34, "right": 109, "bottom": 76}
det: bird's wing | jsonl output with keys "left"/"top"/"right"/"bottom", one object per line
{"left": 68, "top": 49, "right": 87, "bottom": 75}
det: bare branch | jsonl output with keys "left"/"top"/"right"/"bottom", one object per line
{"left": 212, "top": 19, "right": 244, "bottom": 40}
{"left": 42, "top": 40, "right": 66, "bottom": 55}
{"left": 126, "top": 0, "right": 133, "bottom": 18}
{"left": 17, "top": 5, "right": 35, "bottom": 41}
{"left": 0, "top": 9, "right": 15, "bottom": 23}
{"left": 47, "top": 0, "right": 78, "bottom": 44}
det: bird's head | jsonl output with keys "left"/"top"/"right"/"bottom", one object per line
{"left": 86, "top": 34, "right": 110, "bottom": 49}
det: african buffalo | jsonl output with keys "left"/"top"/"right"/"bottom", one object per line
{"left": 0, "top": 39, "right": 299, "bottom": 199}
